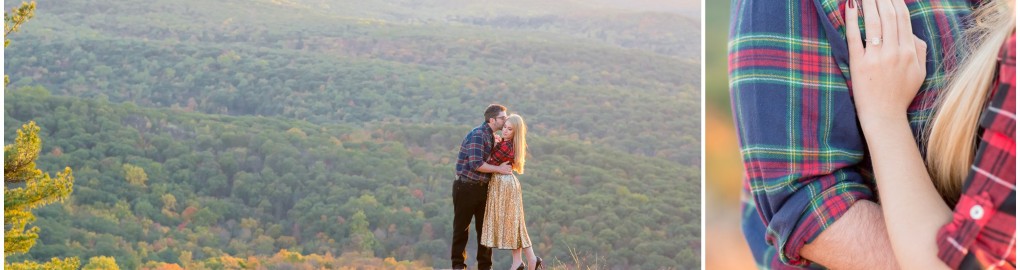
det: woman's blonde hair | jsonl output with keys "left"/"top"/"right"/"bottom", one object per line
{"left": 925, "top": 0, "right": 1015, "bottom": 204}
{"left": 506, "top": 114, "right": 527, "bottom": 174}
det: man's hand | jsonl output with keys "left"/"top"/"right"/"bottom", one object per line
{"left": 801, "top": 200, "right": 899, "bottom": 270}
{"left": 476, "top": 161, "right": 513, "bottom": 175}
{"left": 496, "top": 161, "right": 512, "bottom": 175}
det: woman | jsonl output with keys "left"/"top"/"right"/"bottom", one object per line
{"left": 479, "top": 114, "right": 544, "bottom": 270}
{"left": 845, "top": 0, "right": 1015, "bottom": 268}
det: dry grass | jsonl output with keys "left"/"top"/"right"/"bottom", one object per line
{"left": 546, "top": 245, "right": 605, "bottom": 270}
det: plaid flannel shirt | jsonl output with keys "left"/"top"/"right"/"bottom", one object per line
{"left": 487, "top": 139, "right": 514, "bottom": 167}
{"left": 456, "top": 123, "right": 495, "bottom": 181}
{"left": 935, "top": 33, "right": 1016, "bottom": 270}
{"left": 728, "top": 0, "right": 978, "bottom": 267}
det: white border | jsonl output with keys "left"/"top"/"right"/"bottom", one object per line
{"left": 700, "top": 0, "right": 708, "bottom": 268}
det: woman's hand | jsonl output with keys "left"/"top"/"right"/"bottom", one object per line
{"left": 845, "top": 3, "right": 955, "bottom": 269}
{"left": 845, "top": 0, "right": 927, "bottom": 123}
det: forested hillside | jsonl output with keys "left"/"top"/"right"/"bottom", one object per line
{"left": 6, "top": 0, "right": 699, "bottom": 165}
{"left": 4, "top": 0, "right": 700, "bottom": 268}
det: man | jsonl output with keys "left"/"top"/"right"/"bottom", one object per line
{"left": 727, "top": 0, "right": 977, "bottom": 268}
{"left": 452, "top": 104, "right": 513, "bottom": 270}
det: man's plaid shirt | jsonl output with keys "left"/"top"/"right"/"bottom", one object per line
{"left": 456, "top": 123, "right": 495, "bottom": 181}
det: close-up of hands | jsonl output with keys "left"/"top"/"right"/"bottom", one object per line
{"left": 714, "top": 0, "right": 1015, "bottom": 267}
{"left": 845, "top": 0, "right": 928, "bottom": 123}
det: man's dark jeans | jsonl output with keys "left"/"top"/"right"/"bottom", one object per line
{"left": 451, "top": 176, "right": 492, "bottom": 270}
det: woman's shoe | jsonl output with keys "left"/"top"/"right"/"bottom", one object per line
{"left": 535, "top": 257, "right": 544, "bottom": 270}
{"left": 515, "top": 263, "right": 526, "bottom": 270}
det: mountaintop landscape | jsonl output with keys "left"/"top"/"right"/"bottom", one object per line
{"left": 5, "top": 0, "right": 701, "bottom": 268}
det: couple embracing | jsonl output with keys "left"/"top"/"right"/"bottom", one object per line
{"left": 451, "top": 104, "right": 545, "bottom": 270}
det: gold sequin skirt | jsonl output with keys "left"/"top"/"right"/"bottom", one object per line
{"left": 480, "top": 173, "right": 532, "bottom": 249}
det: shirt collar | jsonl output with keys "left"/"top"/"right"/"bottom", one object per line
{"left": 479, "top": 122, "right": 493, "bottom": 135}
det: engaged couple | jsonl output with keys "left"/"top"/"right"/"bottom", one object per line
{"left": 450, "top": 104, "right": 545, "bottom": 270}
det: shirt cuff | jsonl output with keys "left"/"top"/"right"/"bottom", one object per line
{"left": 774, "top": 181, "right": 875, "bottom": 266}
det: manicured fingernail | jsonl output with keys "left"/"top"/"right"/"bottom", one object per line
{"left": 848, "top": 0, "right": 855, "bottom": 9}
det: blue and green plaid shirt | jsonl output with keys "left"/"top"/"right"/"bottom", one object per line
{"left": 456, "top": 123, "right": 495, "bottom": 181}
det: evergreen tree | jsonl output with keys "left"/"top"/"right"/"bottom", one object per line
{"left": 4, "top": 1, "right": 35, "bottom": 87}
{"left": 4, "top": 122, "right": 79, "bottom": 269}
{"left": 5, "top": 2, "right": 80, "bottom": 269}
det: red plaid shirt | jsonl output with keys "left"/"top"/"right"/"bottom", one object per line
{"left": 486, "top": 140, "right": 514, "bottom": 166}
{"left": 935, "top": 32, "right": 1016, "bottom": 270}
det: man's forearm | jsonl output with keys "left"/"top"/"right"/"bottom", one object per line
{"left": 800, "top": 200, "right": 899, "bottom": 270}
{"left": 474, "top": 163, "right": 504, "bottom": 174}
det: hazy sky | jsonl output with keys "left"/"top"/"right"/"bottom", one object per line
{"left": 586, "top": 0, "right": 701, "bottom": 15}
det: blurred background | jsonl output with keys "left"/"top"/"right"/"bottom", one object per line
{"left": 705, "top": 0, "right": 757, "bottom": 269}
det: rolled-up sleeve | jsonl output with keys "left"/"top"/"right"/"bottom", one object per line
{"left": 463, "top": 130, "right": 487, "bottom": 171}
{"left": 456, "top": 125, "right": 493, "bottom": 181}
{"left": 728, "top": 0, "right": 875, "bottom": 266}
